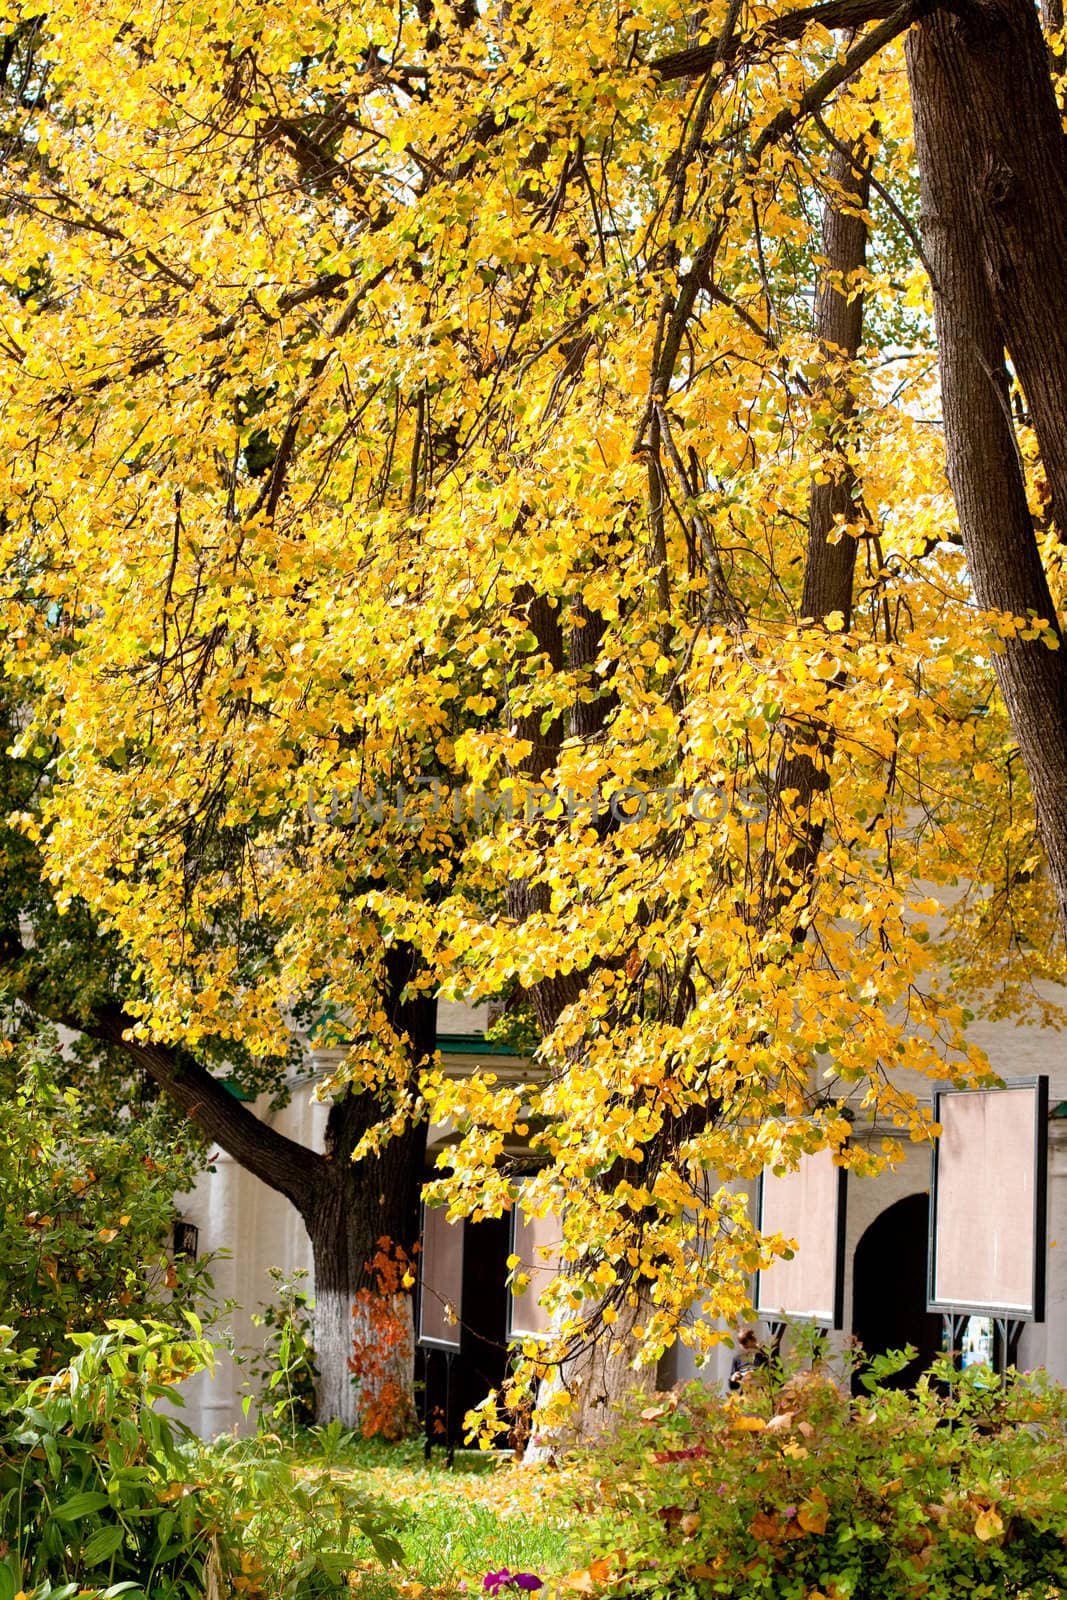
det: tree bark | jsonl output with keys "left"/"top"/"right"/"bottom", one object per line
{"left": 768, "top": 125, "right": 871, "bottom": 922}
{"left": 308, "top": 1079, "right": 429, "bottom": 1431}
{"left": 309, "top": 946, "right": 434, "bottom": 1429}
{"left": 907, "top": 4, "right": 1067, "bottom": 940}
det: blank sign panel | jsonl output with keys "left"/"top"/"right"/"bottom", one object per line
{"left": 508, "top": 1198, "right": 562, "bottom": 1340}
{"left": 929, "top": 1081, "right": 1047, "bottom": 1319}
{"left": 756, "top": 1146, "right": 846, "bottom": 1328}
{"left": 418, "top": 1204, "right": 464, "bottom": 1350}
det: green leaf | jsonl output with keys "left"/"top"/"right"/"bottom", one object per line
{"left": 0, "top": 1560, "right": 17, "bottom": 1600}
{"left": 83, "top": 1524, "right": 127, "bottom": 1565}
{"left": 53, "top": 1490, "right": 111, "bottom": 1519}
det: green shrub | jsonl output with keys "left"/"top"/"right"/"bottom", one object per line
{"left": 0, "top": 1319, "right": 225, "bottom": 1599}
{"left": 0, "top": 1320, "right": 404, "bottom": 1600}
{"left": 569, "top": 1351, "right": 1067, "bottom": 1600}
{"left": 0, "top": 1025, "right": 213, "bottom": 1368}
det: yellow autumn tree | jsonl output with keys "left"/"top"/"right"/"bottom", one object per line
{"left": 0, "top": 0, "right": 1064, "bottom": 1425}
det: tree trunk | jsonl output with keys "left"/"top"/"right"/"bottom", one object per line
{"left": 308, "top": 954, "right": 434, "bottom": 1430}
{"left": 766, "top": 117, "right": 871, "bottom": 930}
{"left": 524, "top": 1294, "right": 658, "bottom": 1460}
{"left": 303, "top": 1138, "right": 418, "bottom": 1430}
{"left": 801, "top": 132, "right": 870, "bottom": 632}
{"left": 307, "top": 1100, "right": 428, "bottom": 1432}
{"left": 907, "top": 4, "right": 1067, "bottom": 940}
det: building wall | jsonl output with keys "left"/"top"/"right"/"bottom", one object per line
{"left": 174, "top": 1000, "right": 1067, "bottom": 1435}
{"left": 174, "top": 1083, "right": 324, "bottom": 1435}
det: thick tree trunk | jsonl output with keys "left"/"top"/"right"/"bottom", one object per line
{"left": 523, "top": 1294, "right": 657, "bottom": 1460}
{"left": 308, "top": 961, "right": 434, "bottom": 1430}
{"left": 305, "top": 1121, "right": 424, "bottom": 1433}
{"left": 907, "top": 5, "right": 1067, "bottom": 939}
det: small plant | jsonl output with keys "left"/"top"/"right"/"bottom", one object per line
{"left": 0, "top": 1319, "right": 405, "bottom": 1600}
{"left": 247, "top": 1267, "right": 320, "bottom": 1441}
{"left": 349, "top": 1238, "right": 418, "bottom": 1441}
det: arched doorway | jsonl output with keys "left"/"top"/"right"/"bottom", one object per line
{"left": 851, "top": 1193, "right": 943, "bottom": 1392}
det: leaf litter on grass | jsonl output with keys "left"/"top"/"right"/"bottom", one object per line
{"left": 293, "top": 1445, "right": 580, "bottom": 1600}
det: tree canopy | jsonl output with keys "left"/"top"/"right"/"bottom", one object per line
{"left": 1, "top": 0, "right": 1064, "bottom": 1422}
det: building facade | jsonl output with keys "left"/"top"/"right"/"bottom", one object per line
{"left": 174, "top": 998, "right": 1067, "bottom": 1436}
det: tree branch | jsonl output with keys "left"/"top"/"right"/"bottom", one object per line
{"left": 651, "top": 0, "right": 937, "bottom": 82}
{"left": 4, "top": 938, "right": 322, "bottom": 1213}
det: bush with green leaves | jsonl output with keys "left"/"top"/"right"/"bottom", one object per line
{"left": 0, "top": 1320, "right": 225, "bottom": 1599}
{"left": 569, "top": 1349, "right": 1067, "bottom": 1600}
{"left": 0, "top": 1320, "right": 404, "bottom": 1600}
{"left": 0, "top": 1022, "right": 212, "bottom": 1369}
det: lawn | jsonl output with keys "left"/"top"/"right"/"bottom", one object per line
{"left": 342, "top": 1441, "right": 577, "bottom": 1597}
{"left": 215, "top": 1433, "right": 581, "bottom": 1598}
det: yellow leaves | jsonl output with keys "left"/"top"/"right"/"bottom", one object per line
{"left": 562, "top": 1557, "right": 613, "bottom": 1593}
{"left": 732, "top": 1415, "right": 766, "bottom": 1433}
{"left": 973, "top": 1506, "right": 1004, "bottom": 1542}
{"left": 797, "top": 1489, "right": 829, "bottom": 1535}
{"left": 1, "top": 0, "right": 1058, "bottom": 1442}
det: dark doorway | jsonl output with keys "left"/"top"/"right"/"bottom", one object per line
{"left": 456, "top": 1213, "right": 510, "bottom": 1426}
{"left": 416, "top": 1214, "right": 511, "bottom": 1449}
{"left": 851, "top": 1193, "right": 943, "bottom": 1393}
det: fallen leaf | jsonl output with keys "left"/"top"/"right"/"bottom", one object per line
{"left": 562, "top": 1556, "right": 613, "bottom": 1593}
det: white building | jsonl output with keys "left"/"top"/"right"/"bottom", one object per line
{"left": 175, "top": 997, "right": 1067, "bottom": 1435}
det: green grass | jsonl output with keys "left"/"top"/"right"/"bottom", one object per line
{"left": 218, "top": 1432, "right": 579, "bottom": 1597}
{"left": 344, "top": 1440, "right": 576, "bottom": 1596}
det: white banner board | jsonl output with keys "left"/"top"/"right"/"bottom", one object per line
{"left": 418, "top": 1204, "right": 464, "bottom": 1350}
{"left": 929, "top": 1079, "right": 1047, "bottom": 1320}
{"left": 755, "top": 1146, "right": 846, "bottom": 1328}
{"left": 508, "top": 1196, "right": 562, "bottom": 1340}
